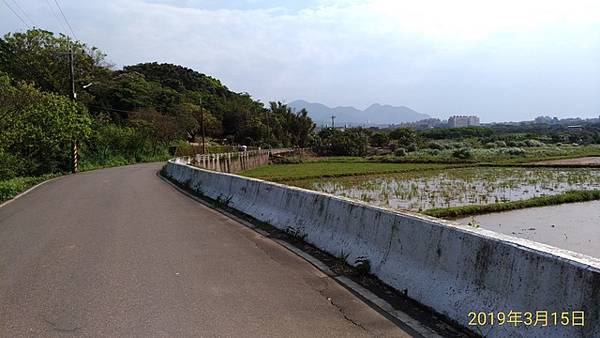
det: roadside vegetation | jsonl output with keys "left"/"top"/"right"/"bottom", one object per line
{"left": 0, "top": 174, "right": 58, "bottom": 203}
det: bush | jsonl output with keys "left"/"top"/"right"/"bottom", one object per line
{"left": 406, "top": 143, "right": 418, "bottom": 152}
{"left": 500, "top": 147, "right": 526, "bottom": 156}
{"left": 452, "top": 147, "right": 473, "bottom": 159}
{"left": 271, "top": 156, "right": 303, "bottom": 164}
{"left": 369, "top": 132, "right": 389, "bottom": 147}
{"left": 0, "top": 174, "right": 56, "bottom": 203}
{"left": 524, "top": 139, "right": 544, "bottom": 147}
{"left": 0, "top": 151, "right": 23, "bottom": 180}
{"left": 419, "top": 126, "right": 493, "bottom": 139}
{"left": 389, "top": 128, "right": 418, "bottom": 146}
{"left": 0, "top": 80, "right": 92, "bottom": 177}
{"left": 394, "top": 148, "right": 407, "bottom": 157}
{"left": 427, "top": 141, "right": 446, "bottom": 150}
{"left": 312, "top": 128, "right": 369, "bottom": 156}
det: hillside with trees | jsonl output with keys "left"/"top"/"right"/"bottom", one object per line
{"left": 0, "top": 29, "right": 315, "bottom": 181}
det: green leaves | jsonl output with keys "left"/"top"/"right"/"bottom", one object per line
{"left": 0, "top": 77, "right": 91, "bottom": 178}
{"left": 0, "top": 29, "right": 109, "bottom": 103}
{"left": 313, "top": 128, "right": 369, "bottom": 156}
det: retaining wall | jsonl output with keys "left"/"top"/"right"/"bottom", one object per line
{"left": 163, "top": 160, "right": 600, "bottom": 337}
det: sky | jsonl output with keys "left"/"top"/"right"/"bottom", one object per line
{"left": 1, "top": 0, "right": 599, "bottom": 122}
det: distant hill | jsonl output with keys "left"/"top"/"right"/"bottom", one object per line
{"left": 288, "top": 100, "right": 429, "bottom": 125}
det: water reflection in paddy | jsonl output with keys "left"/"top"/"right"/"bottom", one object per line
{"left": 458, "top": 201, "right": 600, "bottom": 258}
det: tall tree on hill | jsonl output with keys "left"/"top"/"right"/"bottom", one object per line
{"left": 0, "top": 29, "right": 110, "bottom": 105}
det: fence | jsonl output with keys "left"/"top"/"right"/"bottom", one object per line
{"left": 174, "top": 149, "right": 271, "bottom": 174}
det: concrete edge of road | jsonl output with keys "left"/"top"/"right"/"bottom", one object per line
{"left": 157, "top": 171, "right": 447, "bottom": 338}
{"left": 0, "top": 176, "right": 62, "bottom": 209}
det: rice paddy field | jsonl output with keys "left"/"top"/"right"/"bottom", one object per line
{"left": 285, "top": 167, "right": 600, "bottom": 212}
{"left": 241, "top": 161, "right": 461, "bottom": 182}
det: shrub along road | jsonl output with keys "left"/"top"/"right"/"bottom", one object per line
{"left": 0, "top": 163, "right": 412, "bottom": 337}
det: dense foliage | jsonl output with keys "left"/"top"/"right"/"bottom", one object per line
{"left": 0, "top": 73, "right": 91, "bottom": 178}
{"left": 0, "top": 29, "right": 315, "bottom": 180}
{"left": 312, "top": 128, "right": 369, "bottom": 156}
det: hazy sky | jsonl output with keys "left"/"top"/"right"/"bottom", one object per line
{"left": 1, "top": 0, "right": 599, "bottom": 122}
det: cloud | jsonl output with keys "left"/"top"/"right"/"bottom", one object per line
{"left": 1, "top": 0, "right": 599, "bottom": 121}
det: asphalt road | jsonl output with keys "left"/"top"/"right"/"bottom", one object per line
{"left": 0, "top": 163, "right": 412, "bottom": 337}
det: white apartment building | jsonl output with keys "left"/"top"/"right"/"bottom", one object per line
{"left": 448, "top": 115, "right": 480, "bottom": 128}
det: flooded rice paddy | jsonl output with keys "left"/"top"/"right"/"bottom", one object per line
{"left": 291, "top": 167, "right": 600, "bottom": 211}
{"left": 290, "top": 166, "right": 600, "bottom": 257}
{"left": 457, "top": 201, "right": 600, "bottom": 258}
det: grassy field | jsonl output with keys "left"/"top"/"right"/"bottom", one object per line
{"left": 368, "top": 145, "right": 600, "bottom": 165}
{"left": 241, "top": 161, "right": 462, "bottom": 182}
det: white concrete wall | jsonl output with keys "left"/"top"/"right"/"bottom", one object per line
{"left": 163, "top": 160, "right": 600, "bottom": 338}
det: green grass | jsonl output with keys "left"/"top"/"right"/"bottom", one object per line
{"left": 497, "top": 145, "right": 600, "bottom": 164}
{"left": 241, "top": 162, "right": 463, "bottom": 182}
{"left": 423, "top": 190, "right": 600, "bottom": 219}
{"left": 0, "top": 174, "right": 59, "bottom": 203}
{"left": 369, "top": 145, "right": 600, "bottom": 165}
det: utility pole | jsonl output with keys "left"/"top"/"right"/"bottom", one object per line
{"left": 68, "top": 47, "right": 78, "bottom": 173}
{"left": 331, "top": 115, "right": 336, "bottom": 129}
{"left": 265, "top": 109, "right": 270, "bottom": 148}
{"left": 200, "top": 99, "right": 206, "bottom": 154}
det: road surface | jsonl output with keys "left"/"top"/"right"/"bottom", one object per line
{"left": 0, "top": 163, "right": 413, "bottom": 337}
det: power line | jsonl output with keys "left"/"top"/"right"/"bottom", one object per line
{"left": 1, "top": 0, "right": 30, "bottom": 29}
{"left": 52, "top": 0, "right": 78, "bottom": 41}
{"left": 8, "top": 0, "right": 35, "bottom": 27}
{"left": 45, "top": 0, "right": 68, "bottom": 35}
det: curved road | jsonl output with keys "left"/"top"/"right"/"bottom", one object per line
{"left": 0, "top": 163, "right": 411, "bottom": 337}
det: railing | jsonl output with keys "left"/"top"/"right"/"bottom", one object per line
{"left": 174, "top": 149, "right": 269, "bottom": 174}
{"left": 173, "top": 148, "right": 302, "bottom": 173}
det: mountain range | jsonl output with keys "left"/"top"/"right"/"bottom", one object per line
{"left": 288, "top": 100, "right": 429, "bottom": 125}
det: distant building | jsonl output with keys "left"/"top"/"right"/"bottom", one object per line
{"left": 448, "top": 115, "right": 480, "bottom": 128}
{"left": 396, "top": 118, "right": 443, "bottom": 130}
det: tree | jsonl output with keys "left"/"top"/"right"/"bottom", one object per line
{"left": 290, "top": 108, "right": 315, "bottom": 147}
{"left": 1, "top": 28, "right": 318, "bottom": 173}
{"left": 0, "top": 74, "right": 91, "bottom": 178}
{"left": 389, "top": 128, "right": 418, "bottom": 146}
{"left": 369, "top": 132, "right": 389, "bottom": 147}
{"left": 0, "top": 29, "right": 110, "bottom": 104}
{"left": 313, "top": 128, "right": 368, "bottom": 156}
{"left": 267, "top": 102, "right": 315, "bottom": 147}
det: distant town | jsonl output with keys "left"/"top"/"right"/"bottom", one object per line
{"left": 317, "top": 114, "right": 600, "bottom": 131}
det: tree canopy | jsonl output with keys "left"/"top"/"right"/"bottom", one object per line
{"left": 0, "top": 72, "right": 91, "bottom": 178}
{"left": 0, "top": 29, "right": 316, "bottom": 179}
